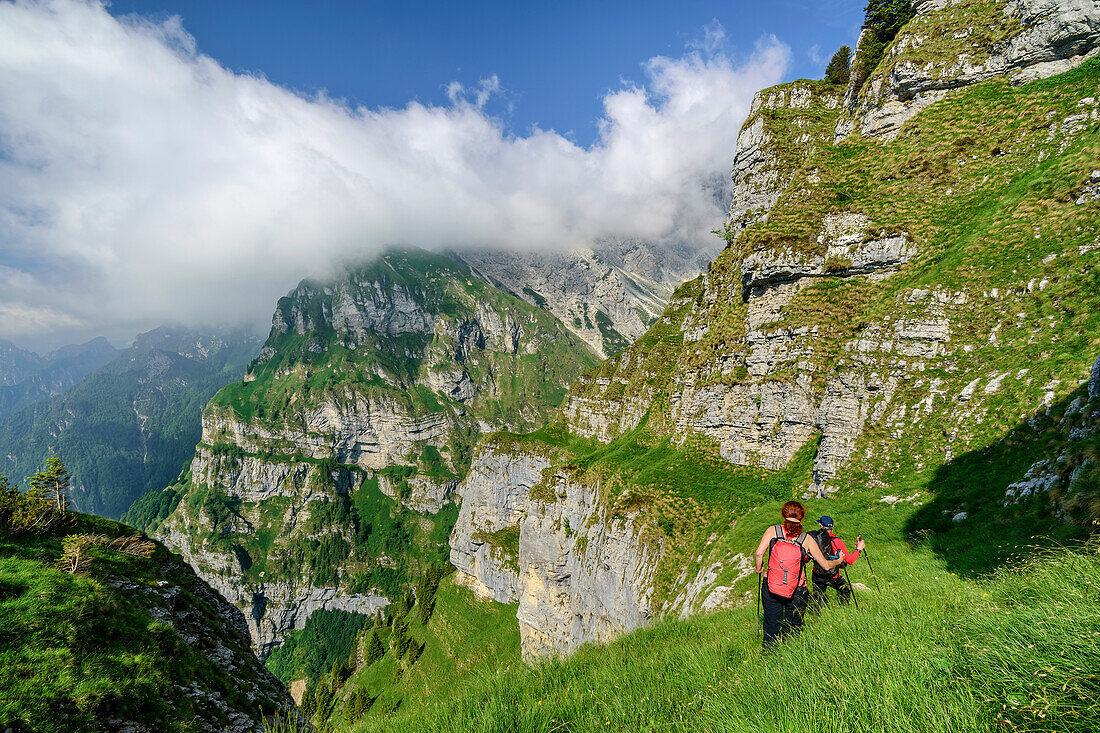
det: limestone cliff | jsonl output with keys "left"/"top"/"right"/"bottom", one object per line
{"left": 450, "top": 0, "right": 1100, "bottom": 658}
{"left": 838, "top": 0, "right": 1100, "bottom": 141}
{"left": 153, "top": 249, "right": 601, "bottom": 658}
{"left": 457, "top": 239, "right": 717, "bottom": 360}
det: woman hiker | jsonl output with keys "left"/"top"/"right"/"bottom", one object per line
{"left": 808, "top": 515, "right": 865, "bottom": 608}
{"left": 753, "top": 501, "right": 845, "bottom": 650}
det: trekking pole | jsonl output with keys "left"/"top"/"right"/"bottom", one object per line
{"left": 858, "top": 534, "right": 881, "bottom": 591}
{"left": 841, "top": 565, "right": 860, "bottom": 610}
{"left": 756, "top": 573, "right": 762, "bottom": 640}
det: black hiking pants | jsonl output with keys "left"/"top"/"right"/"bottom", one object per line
{"left": 811, "top": 572, "right": 852, "bottom": 608}
{"left": 761, "top": 578, "right": 809, "bottom": 650}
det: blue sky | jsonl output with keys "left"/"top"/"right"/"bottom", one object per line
{"left": 0, "top": 0, "right": 864, "bottom": 349}
{"left": 107, "top": 0, "right": 864, "bottom": 146}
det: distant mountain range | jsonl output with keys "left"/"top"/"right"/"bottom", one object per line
{"left": 0, "top": 326, "right": 262, "bottom": 519}
{"left": 0, "top": 337, "right": 119, "bottom": 419}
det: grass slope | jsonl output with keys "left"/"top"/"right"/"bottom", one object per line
{"left": 343, "top": 539, "right": 1098, "bottom": 733}
{"left": 0, "top": 513, "right": 289, "bottom": 732}
{"left": 295, "top": 574, "right": 520, "bottom": 730}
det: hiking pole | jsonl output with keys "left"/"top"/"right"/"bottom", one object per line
{"left": 841, "top": 564, "right": 859, "bottom": 610}
{"left": 756, "top": 573, "right": 762, "bottom": 640}
{"left": 858, "top": 534, "right": 881, "bottom": 591}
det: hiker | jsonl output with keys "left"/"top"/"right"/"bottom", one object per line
{"left": 754, "top": 501, "right": 845, "bottom": 649}
{"left": 809, "top": 516, "right": 865, "bottom": 608}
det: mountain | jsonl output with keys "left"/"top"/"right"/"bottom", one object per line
{"left": 0, "top": 326, "right": 261, "bottom": 519}
{"left": 0, "top": 337, "right": 118, "bottom": 419}
{"left": 147, "top": 248, "right": 603, "bottom": 658}
{"left": 455, "top": 239, "right": 718, "bottom": 359}
{"left": 140, "top": 1, "right": 1100, "bottom": 729}
{"left": 446, "top": 0, "right": 1100, "bottom": 659}
{"left": 285, "top": 1, "right": 1100, "bottom": 728}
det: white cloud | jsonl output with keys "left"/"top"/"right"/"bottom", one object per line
{"left": 0, "top": 0, "right": 789, "bottom": 347}
{"left": 808, "top": 44, "right": 826, "bottom": 66}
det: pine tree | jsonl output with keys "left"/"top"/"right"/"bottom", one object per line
{"left": 30, "top": 456, "right": 71, "bottom": 512}
{"left": 396, "top": 633, "right": 410, "bottom": 660}
{"left": 301, "top": 684, "right": 317, "bottom": 718}
{"left": 824, "top": 45, "right": 852, "bottom": 85}
{"left": 864, "top": 0, "right": 916, "bottom": 40}
{"left": 415, "top": 563, "right": 444, "bottom": 624}
{"left": 407, "top": 639, "right": 425, "bottom": 666}
{"left": 365, "top": 629, "right": 384, "bottom": 665}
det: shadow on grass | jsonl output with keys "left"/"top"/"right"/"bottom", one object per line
{"left": 904, "top": 383, "right": 1095, "bottom": 577}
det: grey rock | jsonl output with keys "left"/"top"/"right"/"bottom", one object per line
{"left": 106, "top": 555, "right": 307, "bottom": 732}
{"left": 450, "top": 440, "right": 658, "bottom": 659}
{"left": 839, "top": 0, "right": 1100, "bottom": 141}
{"left": 457, "top": 241, "right": 713, "bottom": 359}
{"left": 726, "top": 84, "right": 843, "bottom": 244}
{"left": 1090, "top": 354, "right": 1100, "bottom": 399}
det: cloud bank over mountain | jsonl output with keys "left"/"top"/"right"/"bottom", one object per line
{"left": 0, "top": 0, "right": 789, "bottom": 348}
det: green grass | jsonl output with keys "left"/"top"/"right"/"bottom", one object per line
{"left": 335, "top": 543, "right": 1097, "bottom": 733}
{"left": 306, "top": 574, "right": 522, "bottom": 729}
{"left": 0, "top": 513, "right": 288, "bottom": 732}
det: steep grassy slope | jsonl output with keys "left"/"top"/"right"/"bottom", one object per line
{"left": 343, "top": 372, "right": 1099, "bottom": 730}
{"left": 0, "top": 512, "right": 298, "bottom": 733}
{"left": 0, "top": 327, "right": 260, "bottom": 519}
{"left": 565, "top": 58, "right": 1100, "bottom": 520}
{"left": 573, "top": 55, "right": 1100, "bottom": 469}
{"left": 348, "top": 544, "right": 1099, "bottom": 733}
{"left": 295, "top": 574, "right": 521, "bottom": 729}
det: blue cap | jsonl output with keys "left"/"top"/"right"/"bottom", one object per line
{"left": 818, "top": 516, "right": 834, "bottom": 528}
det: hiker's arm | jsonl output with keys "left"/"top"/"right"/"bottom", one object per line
{"left": 754, "top": 529, "right": 773, "bottom": 574}
{"left": 835, "top": 537, "right": 860, "bottom": 565}
{"left": 804, "top": 536, "right": 843, "bottom": 570}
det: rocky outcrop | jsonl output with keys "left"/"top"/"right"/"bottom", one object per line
{"left": 449, "top": 445, "right": 554, "bottom": 604}
{"left": 457, "top": 240, "right": 715, "bottom": 359}
{"left": 157, "top": 445, "right": 390, "bottom": 658}
{"left": 839, "top": 0, "right": 1100, "bottom": 141}
{"left": 106, "top": 552, "right": 306, "bottom": 732}
{"left": 450, "top": 439, "right": 661, "bottom": 658}
{"left": 515, "top": 474, "right": 657, "bottom": 659}
{"left": 725, "top": 81, "right": 844, "bottom": 242}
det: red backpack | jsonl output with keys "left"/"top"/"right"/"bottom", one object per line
{"left": 767, "top": 525, "right": 808, "bottom": 598}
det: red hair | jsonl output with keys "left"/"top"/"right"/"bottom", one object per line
{"left": 781, "top": 500, "right": 805, "bottom": 537}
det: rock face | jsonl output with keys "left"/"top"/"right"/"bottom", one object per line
{"left": 839, "top": 0, "right": 1100, "bottom": 141}
{"left": 107, "top": 549, "right": 306, "bottom": 733}
{"left": 457, "top": 240, "right": 716, "bottom": 360}
{"left": 450, "top": 438, "right": 668, "bottom": 658}
{"left": 450, "top": 0, "right": 1100, "bottom": 657}
{"left": 725, "top": 82, "right": 844, "bottom": 242}
{"left": 450, "top": 436, "right": 757, "bottom": 658}
{"left": 155, "top": 249, "right": 604, "bottom": 657}
{"left": 157, "top": 443, "right": 391, "bottom": 658}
